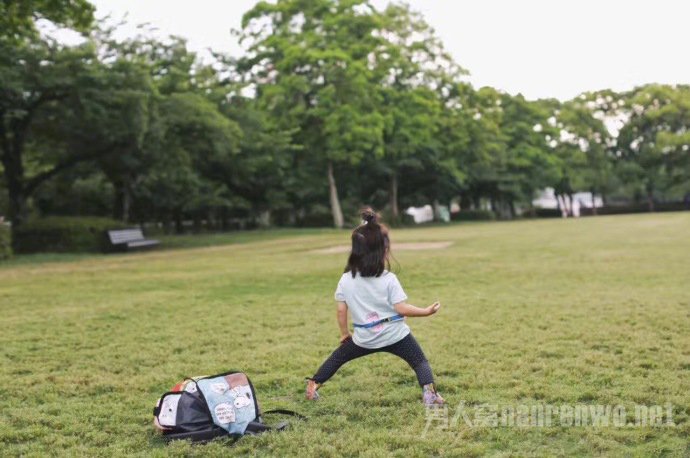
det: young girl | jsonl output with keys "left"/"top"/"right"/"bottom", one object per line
{"left": 306, "top": 208, "right": 444, "bottom": 406}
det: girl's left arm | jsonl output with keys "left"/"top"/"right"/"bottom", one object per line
{"left": 337, "top": 301, "right": 351, "bottom": 342}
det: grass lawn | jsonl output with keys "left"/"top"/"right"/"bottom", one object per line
{"left": 1, "top": 213, "right": 688, "bottom": 456}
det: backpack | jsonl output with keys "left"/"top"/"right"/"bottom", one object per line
{"left": 153, "top": 370, "right": 304, "bottom": 443}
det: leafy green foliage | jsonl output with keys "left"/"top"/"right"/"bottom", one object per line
{"left": 617, "top": 84, "right": 690, "bottom": 207}
{"left": 239, "top": 0, "right": 389, "bottom": 226}
{"left": 0, "top": 0, "right": 95, "bottom": 41}
{"left": 1, "top": 0, "right": 689, "bottom": 243}
{"left": 0, "top": 35, "right": 103, "bottom": 232}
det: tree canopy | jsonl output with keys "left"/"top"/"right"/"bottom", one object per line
{"left": 1, "top": 0, "right": 688, "bottom": 243}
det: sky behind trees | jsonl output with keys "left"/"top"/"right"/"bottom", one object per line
{"left": 86, "top": 0, "right": 689, "bottom": 100}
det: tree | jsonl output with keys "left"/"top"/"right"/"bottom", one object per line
{"left": 0, "top": 36, "right": 102, "bottom": 239}
{"left": 372, "top": 3, "right": 463, "bottom": 220}
{"left": 496, "top": 94, "right": 558, "bottom": 216}
{"left": 550, "top": 93, "right": 616, "bottom": 214}
{"left": 222, "top": 96, "right": 297, "bottom": 225}
{"left": 377, "top": 87, "right": 440, "bottom": 219}
{"left": 82, "top": 59, "right": 159, "bottom": 222}
{"left": 237, "top": 0, "right": 385, "bottom": 228}
{"left": 159, "top": 92, "right": 242, "bottom": 221}
{"left": 617, "top": 84, "right": 690, "bottom": 210}
{"left": 459, "top": 88, "right": 557, "bottom": 217}
{"left": 1, "top": 0, "right": 94, "bottom": 41}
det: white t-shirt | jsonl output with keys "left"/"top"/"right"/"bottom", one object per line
{"left": 335, "top": 270, "right": 410, "bottom": 349}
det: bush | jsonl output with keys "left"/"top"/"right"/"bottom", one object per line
{"left": 0, "top": 224, "right": 11, "bottom": 260}
{"left": 451, "top": 209, "right": 496, "bottom": 221}
{"left": 14, "top": 217, "right": 128, "bottom": 254}
{"left": 580, "top": 202, "right": 688, "bottom": 216}
{"left": 393, "top": 213, "right": 416, "bottom": 227}
{"left": 533, "top": 208, "right": 562, "bottom": 218}
{"left": 298, "top": 212, "right": 333, "bottom": 228}
{"left": 297, "top": 205, "right": 334, "bottom": 228}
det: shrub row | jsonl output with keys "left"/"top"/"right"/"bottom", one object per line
{"left": 450, "top": 210, "right": 496, "bottom": 221}
{"left": 580, "top": 202, "right": 689, "bottom": 216}
{"left": 0, "top": 224, "right": 11, "bottom": 260}
{"left": 529, "top": 208, "right": 562, "bottom": 218}
{"left": 13, "top": 217, "right": 128, "bottom": 254}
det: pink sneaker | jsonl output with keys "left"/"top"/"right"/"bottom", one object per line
{"left": 305, "top": 379, "right": 321, "bottom": 401}
{"left": 422, "top": 384, "right": 445, "bottom": 406}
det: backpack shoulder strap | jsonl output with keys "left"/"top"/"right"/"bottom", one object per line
{"left": 244, "top": 409, "right": 307, "bottom": 435}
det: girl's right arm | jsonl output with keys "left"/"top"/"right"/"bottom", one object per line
{"left": 337, "top": 301, "right": 352, "bottom": 341}
{"left": 394, "top": 301, "right": 441, "bottom": 317}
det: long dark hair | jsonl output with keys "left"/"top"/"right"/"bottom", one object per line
{"left": 344, "top": 207, "right": 390, "bottom": 277}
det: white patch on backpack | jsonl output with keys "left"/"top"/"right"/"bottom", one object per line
{"left": 211, "top": 382, "right": 227, "bottom": 394}
{"left": 233, "top": 394, "right": 251, "bottom": 409}
{"left": 231, "top": 385, "right": 253, "bottom": 409}
{"left": 214, "top": 402, "right": 235, "bottom": 424}
{"left": 158, "top": 394, "right": 181, "bottom": 426}
{"left": 184, "top": 383, "right": 197, "bottom": 393}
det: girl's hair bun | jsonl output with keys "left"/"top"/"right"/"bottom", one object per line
{"left": 360, "top": 207, "right": 378, "bottom": 224}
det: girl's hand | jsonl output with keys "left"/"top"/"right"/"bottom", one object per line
{"left": 340, "top": 332, "right": 352, "bottom": 343}
{"left": 426, "top": 301, "right": 441, "bottom": 316}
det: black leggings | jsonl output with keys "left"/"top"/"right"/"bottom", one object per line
{"left": 312, "top": 333, "right": 434, "bottom": 386}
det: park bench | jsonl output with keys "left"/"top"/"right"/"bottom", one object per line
{"left": 106, "top": 228, "right": 159, "bottom": 252}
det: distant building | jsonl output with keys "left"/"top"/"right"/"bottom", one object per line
{"left": 532, "top": 187, "right": 603, "bottom": 209}
{"left": 405, "top": 205, "right": 434, "bottom": 223}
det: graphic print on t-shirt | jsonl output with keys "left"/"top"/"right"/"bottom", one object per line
{"left": 366, "top": 311, "right": 384, "bottom": 333}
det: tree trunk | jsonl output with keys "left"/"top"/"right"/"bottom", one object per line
{"left": 122, "top": 188, "right": 130, "bottom": 223}
{"left": 5, "top": 176, "right": 26, "bottom": 222}
{"left": 220, "top": 207, "right": 229, "bottom": 231}
{"left": 459, "top": 193, "right": 471, "bottom": 212}
{"left": 556, "top": 193, "right": 568, "bottom": 218}
{"left": 112, "top": 180, "right": 131, "bottom": 223}
{"left": 174, "top": 209, "right": 184, "bottom": 234}
{"left": 327, "top": 161, "right": 344, "bottom": 228}
{"left": 6, "top": 177, "right": 27, "bottom": 247}
{"left": 162, "top": 216, "right": 172, "bottom": 234}
{"left": 647, "top": 192, "right": 655, "bottom": 212}
{"left": 2, "top": 141, "right": 28, "bottom": 248}
{"left": 591, "top": 189, "right": 598, "bottom": 215}
{"left": 389, "top": 172, "right": 399, "bottom": 221}
{"left": 433, "top": 199, "right": 441, "bottom": 221}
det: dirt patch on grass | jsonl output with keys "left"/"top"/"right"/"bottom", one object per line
{"left": 312, "top": 241, "right": 453, "bottom": 254}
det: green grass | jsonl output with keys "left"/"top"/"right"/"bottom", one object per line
{"left": 0, "top": 228, "right": 340, "bottom": 268}
{"left": 1, "top": 213, "right": 688, "bottom": 457}
{"left": 155, "top": 227, "right": 340, "bottom": 249}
